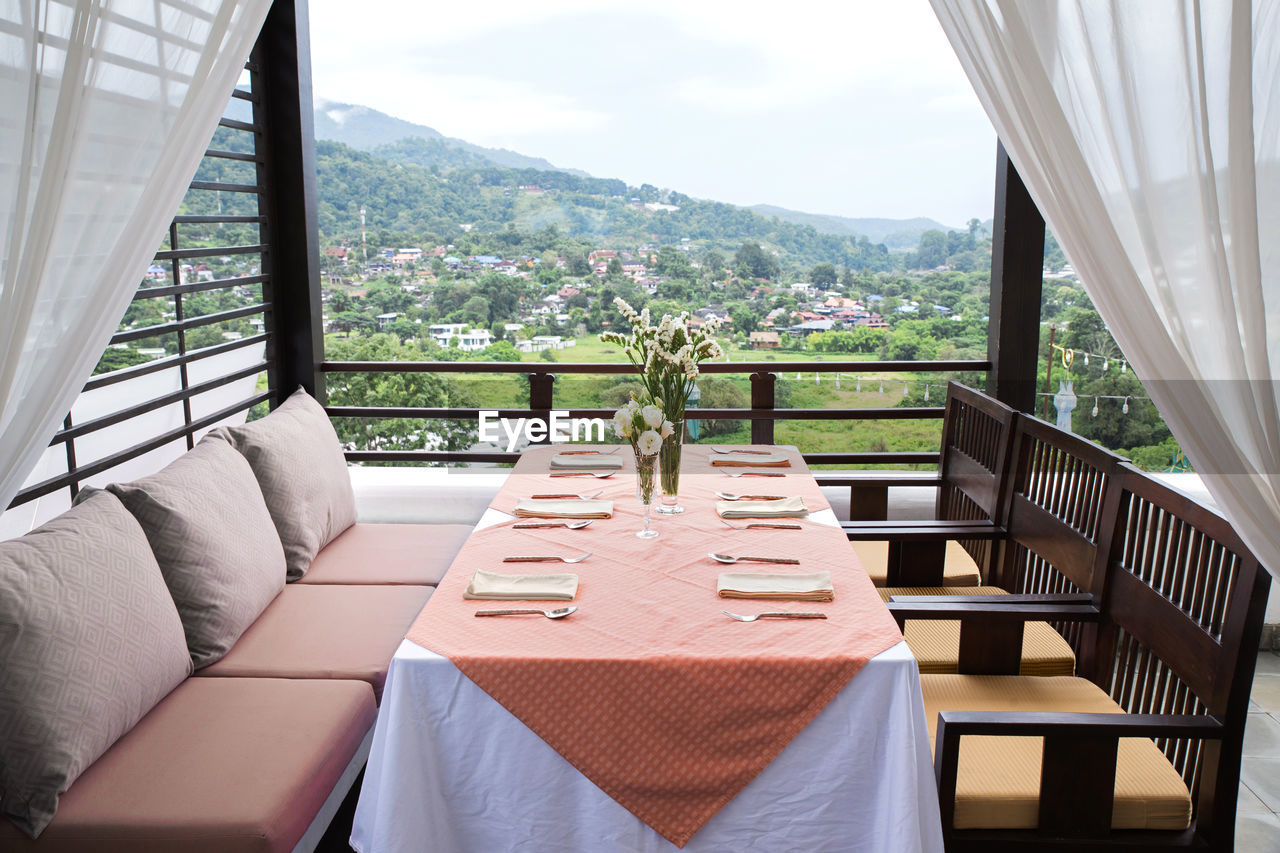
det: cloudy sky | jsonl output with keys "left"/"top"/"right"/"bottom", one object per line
{"left": 307, "top": 0, "right": 996, "bottom": 228}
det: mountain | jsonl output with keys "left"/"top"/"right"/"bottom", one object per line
{"left": 314, "top": 100, "right": 589, "bottom": 176}
{"left": 748, "top": 205, "right": 963, "bottom": 250}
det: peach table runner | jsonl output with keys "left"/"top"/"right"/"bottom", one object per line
{"left": 407, "top": 445, "right": 901, "bottom": 848}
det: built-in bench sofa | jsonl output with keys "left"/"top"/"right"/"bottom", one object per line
{"left": 0, "top": 389, "right": 470, "bottom": 852}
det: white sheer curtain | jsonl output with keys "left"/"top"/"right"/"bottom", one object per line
{"left": 0, "top": 0, "right": 272, "bottom": 513}
{"left": 930, "top": 0, "right": 1280, "bottom": 576}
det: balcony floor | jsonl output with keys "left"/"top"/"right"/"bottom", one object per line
{"left": 1240, "top": 651, "right": 1280, "bottom": 850}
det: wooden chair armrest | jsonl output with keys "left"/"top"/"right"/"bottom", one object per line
{"left": 887, "top": 593, "right": 1094, "bottom": 605}
{"left": 842, "top": 519, "right": 1005, "bottom": 541}
{"left": 934, "top": 710, "right": 1222, "bottom": 837}
{"left": 885, "top": 600, "right": 1099, "bottom": 622}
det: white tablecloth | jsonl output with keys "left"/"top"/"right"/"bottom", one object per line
{"left": 351, "top": 507, "right": 945, "bottom": 852}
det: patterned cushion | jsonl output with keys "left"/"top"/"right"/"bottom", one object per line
{"left": 107, "top": 435, "right": 286, "bottom": 669}
{"left": 0, "top": 490, "right": 191, "bottom": 838}
{"left": 217, "top": 388, "right": 356, "bottom": 581}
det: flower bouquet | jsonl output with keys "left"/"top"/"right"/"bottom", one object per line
{"left": 601, "top": 298, "right": 723, "bottom": 512}
{"left": 612, "top": 397, "right": 675, "bottom": 539}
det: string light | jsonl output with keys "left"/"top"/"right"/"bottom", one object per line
{"left": 923, "top": 385, "right": 930, "bottom": 401}
{"left": 855, "top": 377, "right": 861, "bottom": 392}
{"left": 1091, "top": 399, "right": 1099, "bottom": 417}
{"left": 1123, "top": 396, "right": 1130, "bottom": 414}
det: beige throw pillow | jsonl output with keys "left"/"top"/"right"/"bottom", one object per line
{"left": 107, "top": 435, "right": 286, "bottom": 669}
{"left": 217, "top": 388, "right": 356, "bottom": 580}
{"left": 0, "top": 490, "right": 191, "bottom": 838}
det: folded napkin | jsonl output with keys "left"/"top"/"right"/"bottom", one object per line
{"left": 550, "top": 453, "right": 623, "bottom": 470}
{"left": 514, "top": 498, "right": 614, "bottom": 518}
{"left": 717, "top": 571, "right": 834, "bottom": 601}
{"left": 711, "top": 452, "right": 791, "bottom": 468}
{"left": 716, "top": 496, "right": 808, "bottom": 519}
{"left": 465, "top": 569, "right": 579, "bottom": 600}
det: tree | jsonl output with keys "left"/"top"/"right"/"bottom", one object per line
{"left": 606, "top": 257, "right": 624, "bottom": 276}
{"left": 810, "top": 263, "right": 838, "bottom": 287}
{"left": 884, "top": 325, "right": 939, "bottom": 360}
{"left": 695, "top": 378, "right": 748, "bottom": 437}
{"left": 734, "top": 242, "right": 779, "bottom": 279}
{"left": 386, "top": 318, "right": 419, "bottom": 342}
{"left": 702, "top": 250, "right": 726, "bottom": 279}
{"left": 93, "top": 347, "right": 151, "bottom": 375}
{"left": 567, "top": 254, "right": 591, "bottom": 276}
{"left": 324, "top": 334, "right": 478, "bottom": 452}
{"left": 914, "top": 230, "right": 948, "bottom": 270}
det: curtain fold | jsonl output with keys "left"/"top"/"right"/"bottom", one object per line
{"left": 930, "top": 0, "right": 1280, "bottom": 575}
{"left": 0, "top": 0, "right": 273, "bottom": 515}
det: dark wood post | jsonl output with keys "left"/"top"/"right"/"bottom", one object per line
{"left": 750, "top": 372, "right": 776, "bottom": 445}
{"left": 987, "top": 141, "right": 1046, "bottom": 414}
{"left": 254, "top": 0, "right": 324, "bottom": 405}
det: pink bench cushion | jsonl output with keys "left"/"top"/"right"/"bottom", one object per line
{"left": 0, "top": 677, "right": 376, "bottom": 853}
{"left": 297, "top": 523, "right": 471, "bottom": 586}
{"left": 194, "top": 584, "right": 432, "bottom": 699}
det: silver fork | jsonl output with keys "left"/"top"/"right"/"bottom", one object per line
{"left": 722, "top": 470, "right": 785, "bottom": 478}
{"left": 501, "top": 552, "right": 593, "bottom": 563}
{"left": 531, "top": 491, "right": 604, "bottom": 500}
{"left": 719, "top": 519, "right": 802, "bottom": 531}
{"left": 549, "top": 471, "right": 615, "bottom": 479}
{"left": 714, "top": 492, "right": 788, "bottom": 501}
{"left": 721, "top": 610, "right": 827, "bottom": 622}
{"left": 558, "top": 447, "right": 620, "bottom": 455}
{"left": 711, "top": 447, "right": 773, "bottom": 455}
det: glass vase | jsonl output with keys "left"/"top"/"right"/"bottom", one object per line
{"left": 634, "top": 450, "right": 659, "bottom": 539}
{"left": 656, "top": 420, "right": 684, "bottom": 515}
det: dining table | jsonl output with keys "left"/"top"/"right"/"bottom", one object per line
{"left": 349, "top": 444, "right": 945, "bottom": 852}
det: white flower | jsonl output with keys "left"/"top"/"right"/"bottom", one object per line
{"left": 636, "top": 429, "right": 662, "bottom": 456}
{"left": 659, "top": 420, "right": 674, "bottom": 439}
{"left": 640, "top": 404, "right": 663, "bottom": 429}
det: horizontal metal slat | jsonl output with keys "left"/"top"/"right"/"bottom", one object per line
{"left": 53, "top": 362, "right": 269, "bottom": 444}
{"left": 110, "top": 303, "right": 267, "bottom": 345}
{"left": 153, "top": 243, "right": 264, "bottom": 261}
{"left": 803, "top": 452, "right": 940, "bottom": 466}
{"left": 324, "top": 405, "right": 945, "bottom": 422}
{"left": 218, "top": 117, "right": 259, "bottom": 133}
{"left": 230, "top": 88, "right": 258, "bottom": 103}
{"left": 187, "top": 180, "right": 261, "bottom": 194}
{"left": 171, "top": 214, "right": 265, "bottom": 225}
{"left": 10, "top": 391, "right": 272, "bottom": 507}
{"left": 203, "top": 148, "right": 260, "bottom": 163}
{"left": 133, "top": 274, "right": 268, "bottom": 301}
{"left": 84, "top": 334, "right": 271, "bottom": 392}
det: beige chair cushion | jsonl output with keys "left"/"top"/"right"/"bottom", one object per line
{"left": 921, "top": 674, "right": 1192, "bottom": 831}
{"left": 853, "top": 539, "right": 982, "bottom": 587}
{"left": 0, "top": 491, "right": 191, "bottom": 838}
{"left": 107, "top": 435, "right": 286, "bottom": 668}
{"left": 194, "top": 584, "right": 432, "bottom": 700}
{"left": 297, "top": 523, "right": 472, "bottom": 586}
{"left": 216, "top": 388, "right": 356, "bottom": 581}
{"left": 0, "top": 677, "right": 376, "bottom": 853}
{"left": 877, "top": 587, "right": 1076, "bottom": 676}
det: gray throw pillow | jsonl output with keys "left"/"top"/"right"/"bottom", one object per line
{"left": 0, "top": 490, "right": 191, "bottom": 838}
{"left": 107, "top": 434, "right": 286, "bottom": 669}
{"left": 218, "top": 387, "right": 356, "bottom": 580}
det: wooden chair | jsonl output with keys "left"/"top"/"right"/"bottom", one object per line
{"left": 857, "top": 391, "right": 1091, "bottom": 677}
{"left": 844, "top": 382, "right": 1017, "bottom": 588}
{"left": 890, "top": 463, "right": 1271, "bottom": 850}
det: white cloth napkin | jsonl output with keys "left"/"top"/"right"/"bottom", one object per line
{"left": 717, "top": 571, "right": 834, "bottom": 601}
{"left": 464, "top": 570, "right": 579, "bottom": 600}
{"left": 716, "top": 496, "right": 808, "bottom": 519}
{"left": 549, "top": 453, "right": 623, "bottom": 470}
{"left": 514, "top": 498, "right": 614, "bottom": 518}
{"left": 710, "top": 452, "right": 791, "bottom": 468}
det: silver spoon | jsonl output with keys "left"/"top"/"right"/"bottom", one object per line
{"left": 503, "top": 552, "right": 593, "bottom": 563}
{"left": 710, "top": 447, "right": 773, "bottom": 455}
{"left": 709, "top": 552, "right": 800, "bottom": 565}
{"left": 512, "top": 520, "right": 595, "bottom": 529}
{"left": 719, "top": 519, "right": 802, "bottom": 531}
{"left": 549, "top": 471, "right": 615, "bottom": 479}
{"left": 475, "top": 606, "right": 579, "bottom": 619}
{"left": 722, "top": 610, "right": 826, "bottom": 622}
{"left": 531, "top": 491, "right": 604, "bottom": 501}
{"left": 722, "top": 470, "right": 785, "bottom": 478}
{"left": 714, "top": 492, "right": 788, "bottom": 501}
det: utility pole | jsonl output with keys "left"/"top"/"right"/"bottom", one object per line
{"left": 360, "top": 204, "right": 367, "bottom": 267}
{"left": 1041, "top": 323, "right": 1055, "bottom": 419}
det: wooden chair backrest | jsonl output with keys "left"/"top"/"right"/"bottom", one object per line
{"left": 1093, "top": 464, "right": 1270, "bottom": 821}
{"left": 935, "top": 383, "right": 1018, "bottom": 575}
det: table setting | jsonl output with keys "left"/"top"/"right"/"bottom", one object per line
{"left": 350, "top": 301, "right": 944, "bottom": 852}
